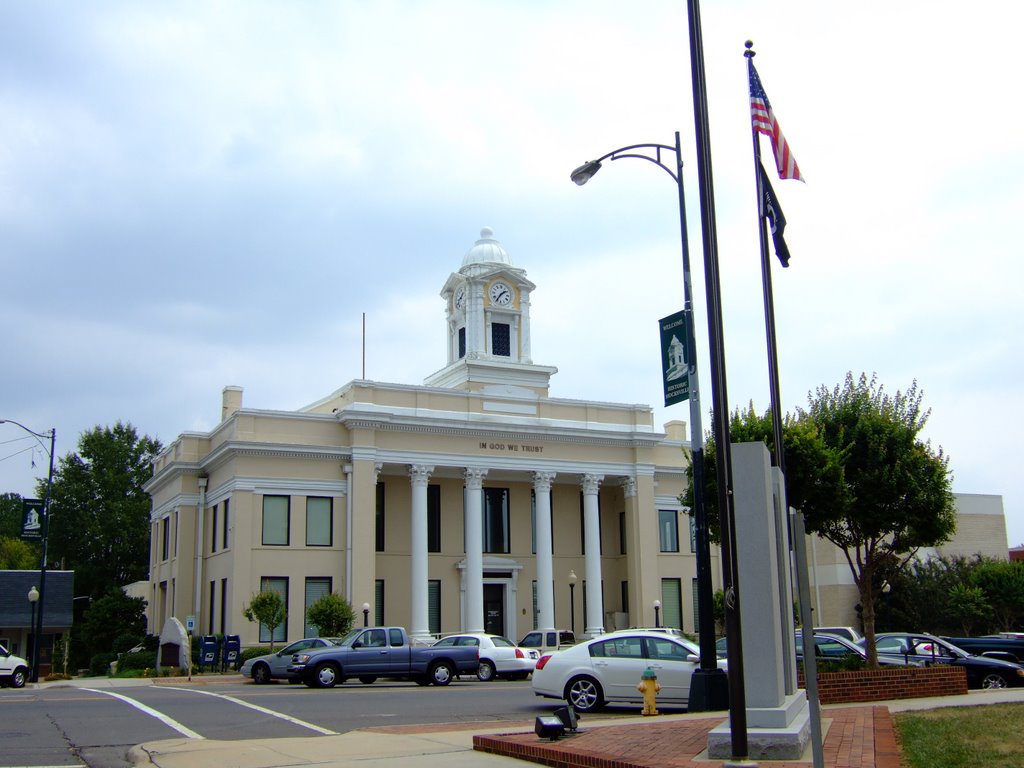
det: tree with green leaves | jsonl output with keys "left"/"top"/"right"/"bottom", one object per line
{"left": 686, "top": 373, "right": 956, "bottom": 667}
{"left": 81, "top": 588, "right": 148, "bottom": 659}
{"left": 0, "top": 492, "right": 41, "bottom": 568}
{"left": 306, "top": 593, "right": 356, "bottom": 637}
{"left": 0, "top": 536, "right": 38, "bottom": 569}
{"left": 970, "top": 559, "right": 1024, "bottom": 631}
{"left": 44, "top": 423, "right": 162, "bottom": 599}
{"left": 0, "top": 492, "right": 26, "bottom": 538}
{"left": 242, "top": 591, "right": 287, "bottom": 649}
{"left": 946, "top": 583, "right": 990, "bottom": 636}
{"left": 806, "top": 373, "right": 956, "bottom": 665}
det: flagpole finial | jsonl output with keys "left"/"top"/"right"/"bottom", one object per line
{"left": 744, "top": 40, "right": 755, "bottom": 59}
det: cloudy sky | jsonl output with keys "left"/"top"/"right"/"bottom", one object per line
{"left": 2, "top": 1, "right": 1021, "bottom": 547}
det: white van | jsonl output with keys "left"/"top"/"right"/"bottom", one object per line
{"left": 0, "top": 643, "right": 29, "bottom": 688}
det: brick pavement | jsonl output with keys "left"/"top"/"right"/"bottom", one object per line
{"left": 473, "top": 706, "right": 901, "bottom": 768}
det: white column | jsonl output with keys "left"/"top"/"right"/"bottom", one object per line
{"left": 520, "top": 292, "right": 532, "bottom": 363}
{"left": 532, "top": 471, "right": 556, "bottom": 631}
{"left": 581, "top": 473, "right": 605, "bottom": 636}
{"left": 464, "top": 467, "right": 488, "bottom": 632}
{"left": 409, "top": 464, "right": 434, "bottom": 639}
{"left": 193, "top": 478, "right": 207, "bottom": 620}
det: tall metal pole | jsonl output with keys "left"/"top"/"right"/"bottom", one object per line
{"left": 684, "top": 0, "right": 748, "bottom": 759}
{"left": 32, "top": 428, "right": 56, "bottom": 683}
{"left": 673, "top": 132, "right": 728, "bottom": 710}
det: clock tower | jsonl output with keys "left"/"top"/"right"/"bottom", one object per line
{"left": 425, "top": 228, "right": 557, "bottom": 396}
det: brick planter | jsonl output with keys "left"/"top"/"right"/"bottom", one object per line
{"left": 798, "top": 664, "right": 968, "bottom": 704}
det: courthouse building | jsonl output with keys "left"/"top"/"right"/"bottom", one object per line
{"left": 144, "top": 229, "right": 715, "bottom": 646}
{"left": 144, "top": 228, "right": 1011, "bottom": 648}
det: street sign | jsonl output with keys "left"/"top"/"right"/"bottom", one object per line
{"left": 21, "top": 499, "right": 44, "bottom": 541}
{"left": 659, "top": 310, "right": 690, "bottom": 407}
{"left": 186, "top": 615, "right": 196, "bottom": 632}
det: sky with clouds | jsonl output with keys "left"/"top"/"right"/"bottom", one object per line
{"left": 2, "top": 1, "right": 1022, "bottom": 547}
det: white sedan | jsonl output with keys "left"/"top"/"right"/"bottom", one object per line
{"left": 532, "top": 631, "right": 726, "bottom": 712}
{"left": 432, "top": 633, "right": 539, "bottom": 681}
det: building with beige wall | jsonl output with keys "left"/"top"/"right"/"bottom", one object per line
{"left": 801, "top": 493, "right": 1010, "bottom": 629}
{"left": 144, "top": 229, "right": 719, "bottom": 647}
{"left": 143, "top": 228, "right": 1010, "bottom": 648}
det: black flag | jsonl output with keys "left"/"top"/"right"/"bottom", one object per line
{"left": 758, "top": 161, "right": 791, "bottom": 267}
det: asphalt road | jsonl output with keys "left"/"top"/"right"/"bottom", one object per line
{"left": 2, "top": 676, "right": 648, "bottom": 768}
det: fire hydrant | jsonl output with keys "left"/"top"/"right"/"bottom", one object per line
{"left": 637, "top": 667, "right": 661, "bottom": 716}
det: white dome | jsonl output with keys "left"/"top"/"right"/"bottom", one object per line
{"left": 461, "top": 227, "right": 513, "bottom": 268}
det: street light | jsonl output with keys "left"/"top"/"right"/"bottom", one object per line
{"left": 362, "top": 602, "right": 370, "bottom": 627}
{"left": 653, "top": 599, "right": 661, "bottom": 629}
{"left": 567, "top": 570, "right": 577, "bottom": 634}
{"left": 569, "top": 137, "right": 726, "bottom": 711}
{"left": 27, "top": 586, "right": 39, "bottom": 667}
{"left": 1, "top": 419, "right": 56, "bottom": 684}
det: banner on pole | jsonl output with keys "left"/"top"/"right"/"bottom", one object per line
{"left": 21, "top": 499, "right": 44, "bottom": 541}
{"left": 659, "top": 310, "right": 690, "bottom": 406}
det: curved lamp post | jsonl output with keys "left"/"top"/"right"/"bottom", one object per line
{"left": 1, "top": 419, "right": 55, "bottom": 684}
{"left": 569, "top": 138, "right": 725, "bottom": 706}
{"left": 567, "top": 570, "right": 577, "bottom": 634}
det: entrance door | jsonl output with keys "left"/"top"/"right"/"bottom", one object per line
{"left": 483, "top": 584, "right": 504, "bottom": 636}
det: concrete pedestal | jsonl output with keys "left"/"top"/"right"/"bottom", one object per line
{"left": 706, "top": 442, "right": 814, "bottom": 762}
{"left": 708, "top": 693, "right": 811, "bottom": 760}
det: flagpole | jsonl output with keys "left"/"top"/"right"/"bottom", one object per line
{"left": 746, "top": 41, "right": 824, "bottom": 768}
{"left": 686, "top": 1, "right": 748, "bottom": 760}
{"left": 745, "top": 42, "right": 786, "bottom": 474}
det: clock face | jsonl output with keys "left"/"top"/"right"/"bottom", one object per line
{"left": 489, "top": 282, "right": 512, "bottom": 306}
{"left": 454, "top": 287, "right": 465, "bottom": 309}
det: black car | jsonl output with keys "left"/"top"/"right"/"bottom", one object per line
{"left": 865, "top": 632, "right": 1024, "bottom": 689}
{"left": 797, "top": 632, "right": 917, "bottom": 667}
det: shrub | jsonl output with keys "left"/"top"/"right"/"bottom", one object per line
{"left": 239, "top": 646, "right": 273, "bottom": 663}
{"left": 117, "top": 651, "right": 157, "bottom": 672}
{"left": 89, "top": 652, "right": 117, "bottom": 677}
{"left": 113, "top": 634, "right": 143, "bottom": 655}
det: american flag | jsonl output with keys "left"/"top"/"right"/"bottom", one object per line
{"left": 749, "top": 62, "right": 804, "bottom": 182}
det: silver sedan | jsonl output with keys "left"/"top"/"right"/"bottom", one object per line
{"left": 240, "top": 637, "right": 342, "bottom": 684}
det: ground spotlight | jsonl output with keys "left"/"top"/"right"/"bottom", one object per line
{"left": 534, "top": 715, "right": 565, "bottom": 741}
{"left": 553, "top": 705, "right": 578, "bottom": 731}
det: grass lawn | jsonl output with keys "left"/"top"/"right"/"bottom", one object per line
{"left": 895, "top": 703, "right": 1024, "bottom": 768}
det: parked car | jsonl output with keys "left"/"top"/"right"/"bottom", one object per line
{"left": 0, "top": 643, "right": 29, "bottom": 688}
{"left": 940, "top": 635, "right": 1024, "bottom": 664}
{"left": 813, "top": 626, "right": 863, "bottom": 643}
{"left": 797, "top": 632, "right": 918, "bottom": 667}
{"left": 432, "top": 633, "right": 538, "bottom": 681}
{"left": 518, "top": 629, "right": 576, "bottom": 655}
{"left": 864, "top": 632, "right": 1024, "bottom": 689}
{"left": 240, "top": 637, "right": 343, "bottom": 684}
{"left": 532, "top": 630, "right": 727, "bottom": 712}
{"left": 289, "top": 626, "right": 479, "bottom": 688}
{"left": 602, "top": 627, "right": 688, "bottom": 639}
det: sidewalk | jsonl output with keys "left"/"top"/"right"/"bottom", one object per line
{"left": 121, "top": 686, "right": 1024, "bottom": 768}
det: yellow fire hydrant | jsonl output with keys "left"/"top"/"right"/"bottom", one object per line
{"left": 637, "top": 667, "right": 661, "bottom": 716}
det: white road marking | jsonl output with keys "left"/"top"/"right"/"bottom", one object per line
{"left": 83, "top": 688, "right": 204, "bottom": 739}
{"left": 159, "top": 685, "right": 339, "bottom": 735}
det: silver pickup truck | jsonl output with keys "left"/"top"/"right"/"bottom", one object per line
{"left": 289, "top": 626, "right": 479, "bottom": 688}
